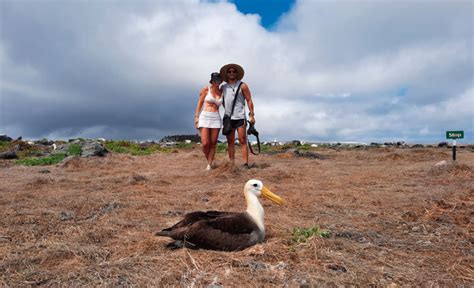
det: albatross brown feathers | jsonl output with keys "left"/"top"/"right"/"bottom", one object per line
{"left": 155, "top": 179, "right": 284, "bottom": 251}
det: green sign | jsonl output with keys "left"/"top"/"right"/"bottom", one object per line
{"left": 446, "top": 131, "right": 464, "bottom": 139}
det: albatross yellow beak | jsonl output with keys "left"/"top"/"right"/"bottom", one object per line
{"left": 261, "top": 186, "right": 284, "bottom": 205}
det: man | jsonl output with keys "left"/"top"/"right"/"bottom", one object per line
{"left": 220, "top": 63, "right": 255, "bottom": 168}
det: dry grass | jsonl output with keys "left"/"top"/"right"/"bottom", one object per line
{"left": 0, "top": 147, "right": 473, "bottom": 286}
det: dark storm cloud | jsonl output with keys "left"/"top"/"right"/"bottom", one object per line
{"left": 0, "top": 1, "right": 197, "bottom": 140}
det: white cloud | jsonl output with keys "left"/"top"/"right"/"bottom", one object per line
{"left": 0, "top": 0, "right": 472, "bottom": 142}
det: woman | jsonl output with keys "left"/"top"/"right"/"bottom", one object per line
{"left": 195, "top": 72, "right": 223, "bottom": 170}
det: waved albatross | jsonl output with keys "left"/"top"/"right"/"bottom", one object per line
{"left": 156, "top": 179, "right": 284, "bottom": 251}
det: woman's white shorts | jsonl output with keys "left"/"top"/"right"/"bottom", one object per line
{"left": 198, "top": 111, "right": 222, "bottom": 129}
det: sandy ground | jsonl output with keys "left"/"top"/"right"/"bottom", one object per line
{"left": 0, "top": 146, "right": 473, "bottom": 287}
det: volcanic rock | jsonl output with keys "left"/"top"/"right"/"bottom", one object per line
{"left": 0, "top": 151, "right": 17, "bottom": 159}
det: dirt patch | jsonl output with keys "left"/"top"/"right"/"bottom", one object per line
{"left": 0, "top": 147, "right": 473, "bottom": 286}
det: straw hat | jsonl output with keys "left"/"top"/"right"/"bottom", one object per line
{"left": 219, "top": 63, "right": 244, "bottom": 82}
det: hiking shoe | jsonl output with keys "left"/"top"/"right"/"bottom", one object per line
{"left": 243, "top": 163, "right": 250, "bottom": 169}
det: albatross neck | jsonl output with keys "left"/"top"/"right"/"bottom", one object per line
{"left": 245, "top": 191, "right": 265, "bottom": 232}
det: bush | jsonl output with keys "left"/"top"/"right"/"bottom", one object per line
{"left": 67, "top": 143, "right": 82, "bottom": 156}
{"left": 104, "top": 141, "right": 168, "bottom": 155}
{"left": 15, "top": 153, "right": 66, "bottom": 166}
{"left": 175, "top": 142, "right": 194, "bottom": 149}
{"left": 216, "top": 143, "right": 227, "bottom": 153}
{"left": 291, "top": 226, "right": 330, "bottom": 245}
{"left": 0, "top": 141, "right": 10, "bottom": 152}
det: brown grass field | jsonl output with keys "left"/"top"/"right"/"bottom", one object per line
{"left": 0, "top": 146, "right": 473, "bottom": 287}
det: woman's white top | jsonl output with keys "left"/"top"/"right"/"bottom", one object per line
{"left": 204, "top": 86, "right": 222, "bottom": 106}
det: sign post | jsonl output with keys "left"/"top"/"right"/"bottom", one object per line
{"left": 446, "top": 131, "right": 464, "bottom": 161}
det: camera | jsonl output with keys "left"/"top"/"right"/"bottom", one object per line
{"left": 247, "top": 122, "right": 259, "bottom": 136}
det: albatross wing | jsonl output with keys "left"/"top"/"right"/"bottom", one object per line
{"left": 157, "top": 211, "right": 262, "bottom": 251}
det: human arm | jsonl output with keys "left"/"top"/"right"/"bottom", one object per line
{"left": 241, "top": 83, "right": 255, "bottom": 124}
{"left": 195, "top": 87, "right": 207, "bottom": 128}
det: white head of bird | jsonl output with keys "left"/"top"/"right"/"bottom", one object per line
{"left": 244, "top": 179, "right": 284, "bottom": 233}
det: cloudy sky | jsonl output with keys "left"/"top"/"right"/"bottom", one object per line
{"left": 0, "top": 0, "right": 472, "bottom": 143}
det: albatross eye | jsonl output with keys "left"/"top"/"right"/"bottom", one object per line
{"left": 253, "top": 183, "right": 258, "bottom": 187}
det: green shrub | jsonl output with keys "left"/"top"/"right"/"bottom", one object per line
{"left": 15, "top": 153, "right": 66, "bottom": 166}
{"left": 175, "top": 142, "right": 194, "bottom": 149}
{"left": 298, "top": 144, "right": 314, "bottom": 151}
{"left": 67, "top": 143, "right": 82, "bottom": 156}
{"left": 216, "top": 143, "right": 227, "bottom": 153}
{"left": 0, "top": 141, "right": 10, "bottom": 152}
{"left": 291, "top": 226, "right": 330, "bottom": 245}
{"left": 104, "top": 140, "right": 167, "bottom": 155}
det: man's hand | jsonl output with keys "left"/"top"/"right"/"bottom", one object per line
{"left": 249, "top": 115, "right": 256, "bottom": 124}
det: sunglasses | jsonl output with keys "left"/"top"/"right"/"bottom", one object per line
{"left": 227, "top": 70, "right": 237, "bottom": 74}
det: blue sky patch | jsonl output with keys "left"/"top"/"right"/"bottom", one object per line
{"left": 228, "top": 0, "right": 295, "bottom": 29}
{"left": 396, "top": 87, "right": 409, "bottom": 97}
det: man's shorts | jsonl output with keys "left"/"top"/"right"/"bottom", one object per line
{"left": 230, "top": 119, "right": 246, "bottom": 129}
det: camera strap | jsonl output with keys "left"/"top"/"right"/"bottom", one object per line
{"left": 247, "top": 121, "right": 261, "bottom": 155}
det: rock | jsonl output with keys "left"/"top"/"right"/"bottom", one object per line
{"left": 81, "top": 140, "right": 107, "bottom": 157}
{"left": 274, "top": 261, "right": 289, "bottom": 270}
{"left": 36, "top": 138, "right": 53, "bottom": 145}
{"left": 101, "top": 202, "right": 120, "bottom": 214}
{"left": 206, "top": 276, "right": 223, "bottom": 288}
{"left": 383, "top": 272, "right": 394, "bottom": 280}
{"left": 248, "top": 260, "right": 269, "bottom": 271}
{"left": 0, "top": 135, "right": 13, "bottom": 142}
{"left": 293, "top": 149, "right": 328, "bottom": 160}
{"left": 38, "top": 169, "right": 50, "bottom": 174}
{"left": 117, "top": 276, "right": 133, "bottom": 287}
{"left": 54, "top": 143, "right": 70, "bottom": 154}
{"left": 434, "top": 160, "right": 448, "bottom": 167}
{"left": 397, "top": 141, "right": 407, "bottom": 147}
{"left": 292, "top": 140, "right": 302, "bottom": 146}
{"left": 58, "top": 211, "right": 74, "bottom": 221}
{"left": 0, "top": 235, "right": 12, "bottom": 242}
{"left": 0, "top": 151, "right": 17, "bottom": 159}
{"left": 326, "top": 264, "right": 347, "bottom": 273}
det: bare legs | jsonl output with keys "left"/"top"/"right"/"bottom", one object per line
{"left": 200, "top": 127, "right": 220, "bottom": 168}
{"left": 207, "top": 128, "right": 219, "bottom": 166}
{"left": 226, "top": 122, "right": 248, "bottom": 165}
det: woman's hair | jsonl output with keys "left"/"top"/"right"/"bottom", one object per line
{"left": 209, "top": 72, "right": 221, "bottom": 84}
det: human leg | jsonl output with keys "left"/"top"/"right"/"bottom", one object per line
{"left": 236, "top": 123, "right": 248, "bottom": 165}
{"left": 200, "top": 128, "right": 211, "bottom": 163}
{"left": 208, "top": 128, "right": 220, "bottom": 166}
{"left": 226, "top": 130, "right": 236, "bottom": 164}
